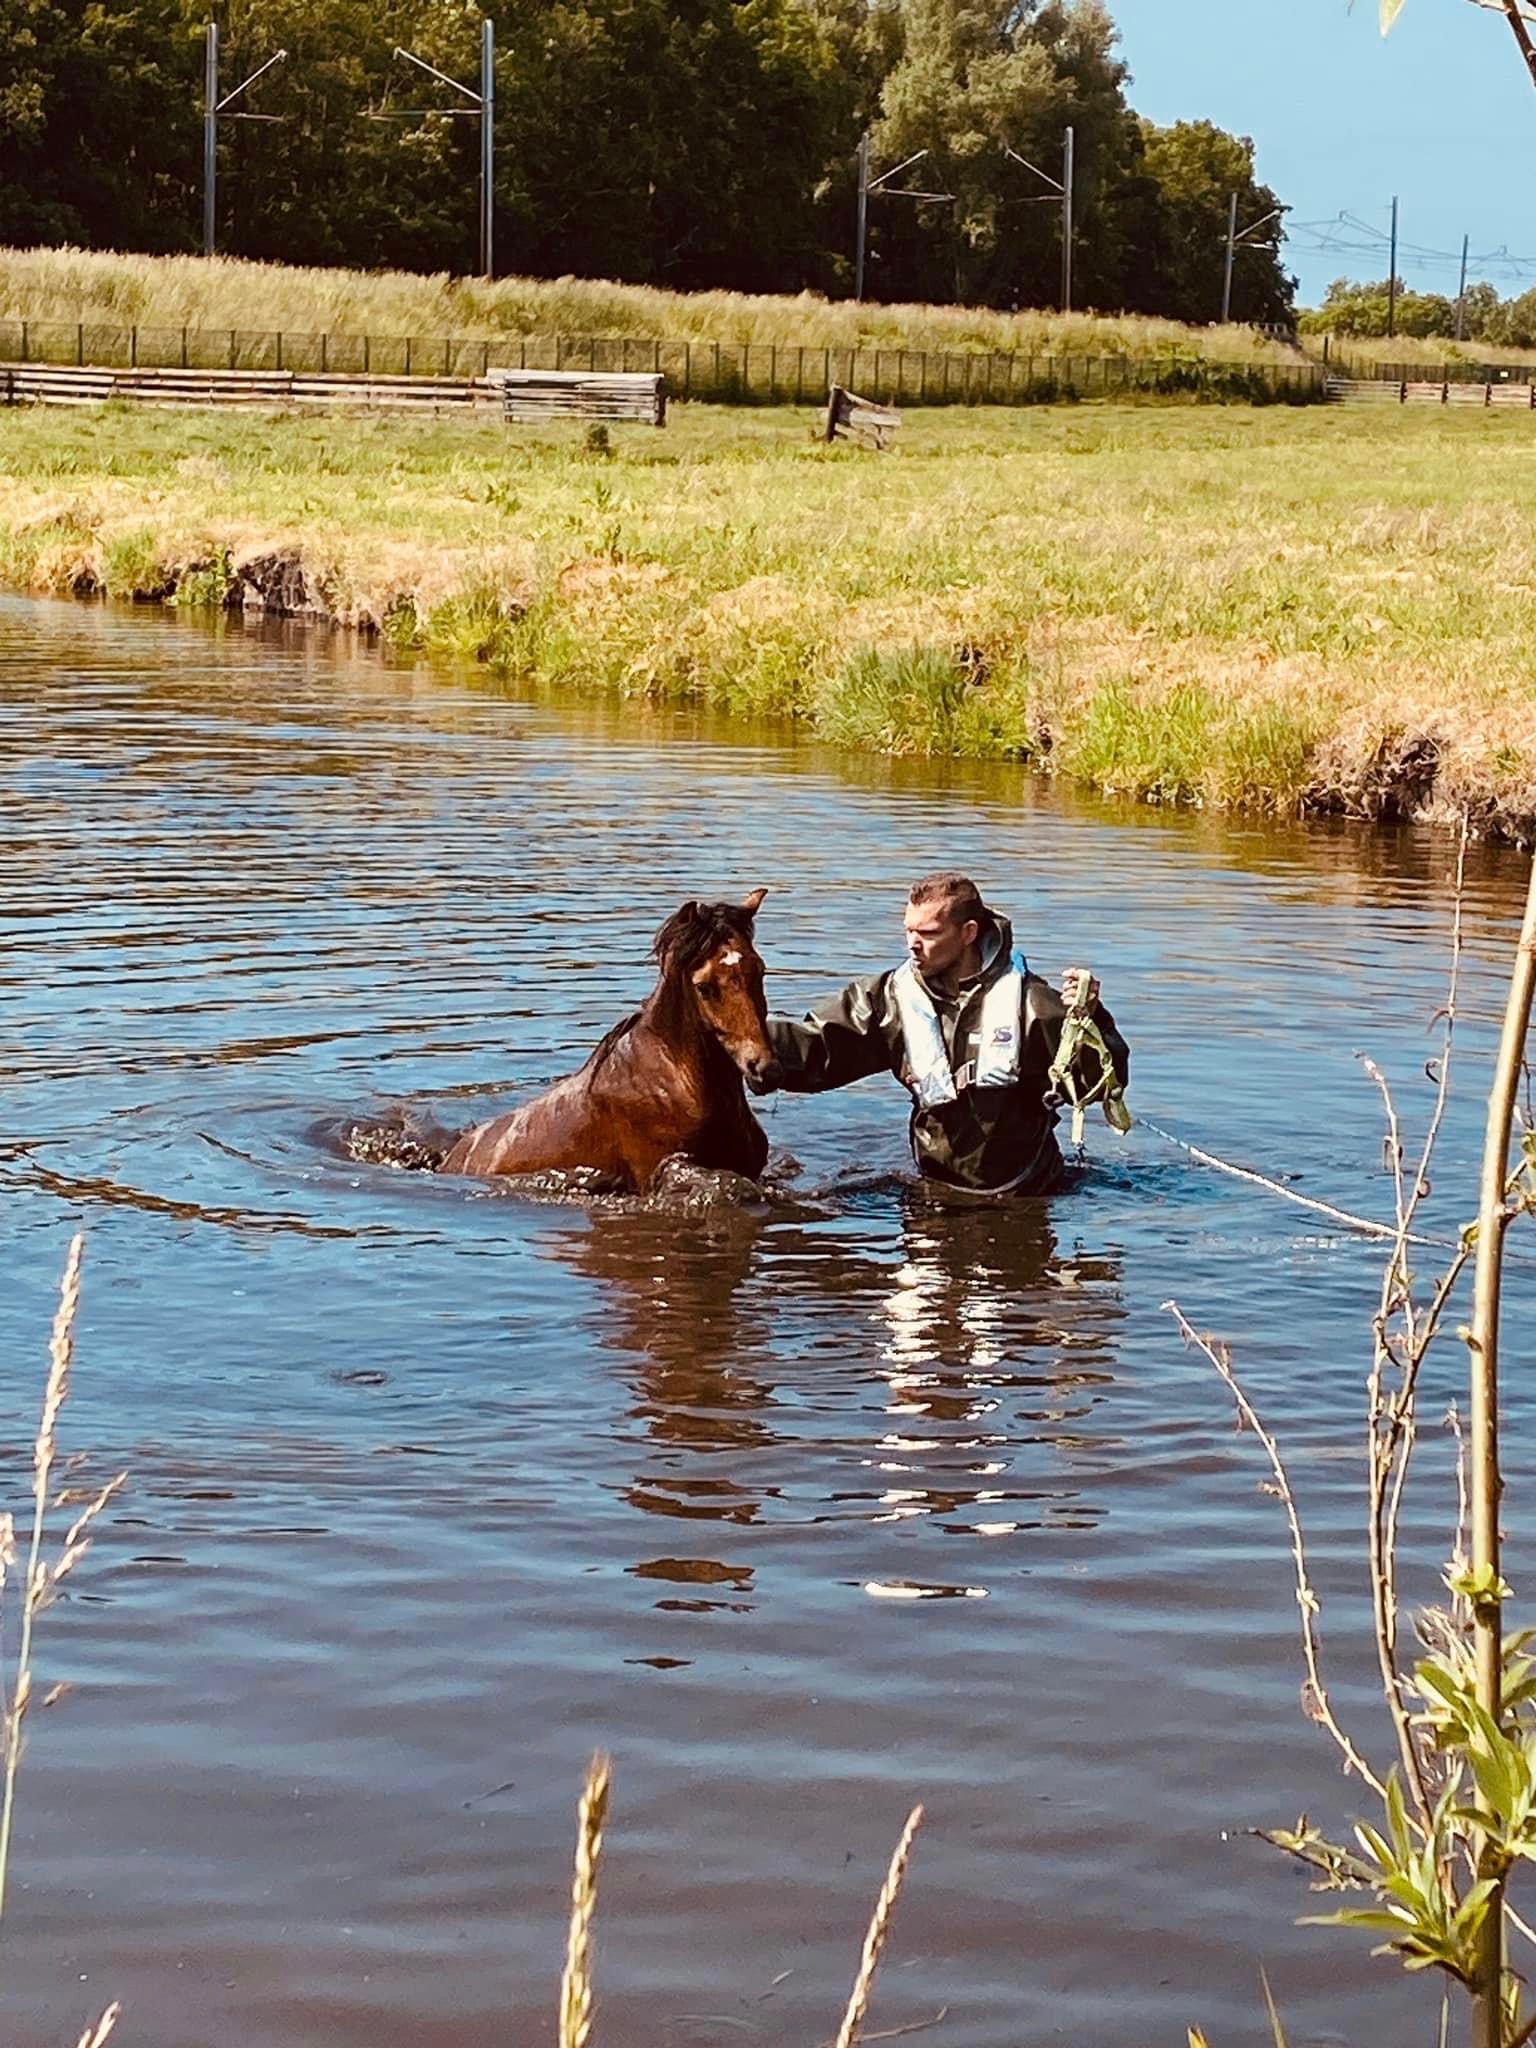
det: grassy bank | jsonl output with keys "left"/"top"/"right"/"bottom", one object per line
{"left": 1321, "top": 334, "right": 1536, "bottom": 373}
{"left": 4, "top": 398, "right": 1536, "bottom": 833}
{"left": 0, "top": 246, "right": 1300, "bottom": 365}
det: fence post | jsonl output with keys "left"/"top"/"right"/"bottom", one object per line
{"left": 363, "top": 334, "right": 371, "bottom": 376}
{"left": 20, "top": 321, "right": 27, "bottom": 363}
{"left": 229, "top": 328, "right": 237, "bottom": 369}
{"left": 180, "top": 325, "right": 189, "bottom": 370}
{"left": 555, "top": 335, "right": 564, "bottom": 370}
{"left": 128, "top": 327, "right": 137, "bottom": 368}
{"left": 404, "top": 336, "right": 412, "bottom": 376}
{"left": 275, "top": 330, "right": 283, "bottom": 372}
{"left": 76, "top": 322, "right": 84, "bottom": 366}
{"left": 482, "top": 341, "right": 490, "bottom": 378}
{"left": 444, "top": 337, "right": 451, "bottom": 376}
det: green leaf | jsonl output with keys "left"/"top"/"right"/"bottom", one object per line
{"left": 1301, "top": 1908, "right": 1416, "bottom": 1931}
{"left": 1452, "top": 1878, "right": 1498, "bottom": 1934}
{"left": 1447, "top": 1563, "right": 1514, "bottom": 1607}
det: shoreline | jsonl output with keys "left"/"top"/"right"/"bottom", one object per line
{"left": 5, "top": 400, "right": 1536, "bottom": 843}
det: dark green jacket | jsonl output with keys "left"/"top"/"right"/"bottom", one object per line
{"left": 764, "top": 918, "right": 1130, "bottom": 1194}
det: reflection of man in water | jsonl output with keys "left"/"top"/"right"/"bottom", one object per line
{"left": 758, "top": 872, "right": 1130, "bottom": 1197}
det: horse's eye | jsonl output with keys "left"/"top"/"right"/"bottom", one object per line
{"left": 697, "top": 977, "right": 719, "bottom": 999}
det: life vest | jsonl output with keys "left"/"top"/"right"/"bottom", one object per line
{"left": 891, "top": 948, "right": 1028, "bottom": 1109}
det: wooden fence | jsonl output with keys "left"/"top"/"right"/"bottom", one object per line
{"left": 0, "top": 363, "right": 501, "bottom": 412}
{"left": 1325, "top": 375, "right": 1536, "bottom": 410}
{"left": 1321, "top": 343, "right": 1535, "bottom": 387}
{"left": 0, "top": 318, "right": 1324, "bottom": 409}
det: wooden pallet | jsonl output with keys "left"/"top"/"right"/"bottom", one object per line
{"left": 1325, "top": 375, "right": 1536, "bottom": 410}
{"left": 823, "top": 384, "right": 900, "bottom": 449}
{"left": 488, "top": 368, "right": 667, "bottom": 425}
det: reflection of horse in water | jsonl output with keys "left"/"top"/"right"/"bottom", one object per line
{"left": 345, "top": 891, "right": 779, "bottom": 1192}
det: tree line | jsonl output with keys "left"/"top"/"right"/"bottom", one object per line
{"left": 1302, "top": 274, "right": 1536, "bottom": 350}
{"left": 0, "top": 0, "right": 1294, "bottom": 324}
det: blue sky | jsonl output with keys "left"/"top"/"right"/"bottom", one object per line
{"left": 1108, "top": 0, "right": 1536, "bottom": 308}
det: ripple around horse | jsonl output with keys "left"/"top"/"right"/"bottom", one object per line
{"left": 341, "top": 889, "right": 779, "bottom": 1196}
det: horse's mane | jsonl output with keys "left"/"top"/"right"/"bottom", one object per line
{"left": 585, "top": 899, "right": 759, "bottom": 1078}
{"left": 651, "top": 898, "right": 759, "bottom": 978}
{"left": 587, "top": 1008, "right": 642, "bottom": 1076}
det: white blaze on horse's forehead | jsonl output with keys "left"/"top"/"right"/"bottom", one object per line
{"left": 720, "top": 949, "right": 743, "bottom": 966}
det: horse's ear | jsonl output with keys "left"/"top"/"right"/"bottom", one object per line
{"left": 740, "top": 887, "right": 768, "bottom": 917}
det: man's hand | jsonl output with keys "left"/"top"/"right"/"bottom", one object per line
{"left": 1060, "top": 966, "right": 1100, "bottom": 1014}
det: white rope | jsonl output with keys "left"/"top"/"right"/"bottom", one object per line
{"left": 1134, "top": 1115, "right": 1462, "bottom": 1252}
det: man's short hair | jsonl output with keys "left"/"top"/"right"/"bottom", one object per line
{"left": 908, "top": 871, "right": 991, "bottom": 932}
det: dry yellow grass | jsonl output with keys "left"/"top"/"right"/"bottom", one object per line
{"left": 0, "top": 1236, "right": 125, "bottom": 2048}
{"left": 832, "top": 1805, "right": 924, "bottom": 2048}
{"left": 0, "top": 245, "right": 1300, "bottom": 365}
{"left": 558, "top": 1753, "right": 610, "bottom": 2048}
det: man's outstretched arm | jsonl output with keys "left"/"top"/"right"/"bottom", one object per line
{"left": 764, "top": 975, "right": 897, "bottom": 1093}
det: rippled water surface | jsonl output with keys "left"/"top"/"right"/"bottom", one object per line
{"left": 4, "top": 594, "right": 1535, "bottom": 2048}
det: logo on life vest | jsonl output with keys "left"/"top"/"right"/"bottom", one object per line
{"left": 990, "top": 1026, "right": 1015, "bottom": 1046}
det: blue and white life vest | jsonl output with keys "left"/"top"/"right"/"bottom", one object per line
{"left": 892, "top": 948, "right": 1029, "bottom": 1109}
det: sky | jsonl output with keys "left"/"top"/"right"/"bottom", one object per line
{"left": 1107, "top": 0, "right": 1536, "bottom": 307}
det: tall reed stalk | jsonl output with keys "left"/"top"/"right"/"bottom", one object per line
{"left": 832, "top": 1805, "right": 924, "bottom": 2048}
{"left": 558, "top": 1753, "right": 611, "bottom": 2048}
{"left": 1467, "top": 853, "right": 1536, "bottom": 2048}
{"left": 0, "top": 1232, "right": 124, "bottom": 2048}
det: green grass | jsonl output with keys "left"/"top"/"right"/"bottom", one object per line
{"left": 4, "top": 398, "right": 1536, "bottom": 830}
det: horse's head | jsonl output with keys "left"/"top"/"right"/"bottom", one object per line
{"left": 653, "top": 887, "right": 779, "bottom": 1089}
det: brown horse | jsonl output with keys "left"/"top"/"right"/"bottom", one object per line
{"left": 438, "top": 888, "right": 779, "bottom": 1191}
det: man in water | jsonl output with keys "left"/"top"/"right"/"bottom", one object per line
{"left": 757, "top": 872, "right": 1130, "bottom": 1196}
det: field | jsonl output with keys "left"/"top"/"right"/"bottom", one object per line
{"left": 0, "top": 244, "right": 1301, "bottom": 364}
{"left": 4, "top": 397, "right": 1536, "bottom": 831}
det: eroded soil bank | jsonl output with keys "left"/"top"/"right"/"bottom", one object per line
{"left": 5, "top": 400, "right": 1535, "bottom": 837}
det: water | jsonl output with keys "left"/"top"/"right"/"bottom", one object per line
{"left": 2, "top": 593, "right": 1532, "bottom": 2048}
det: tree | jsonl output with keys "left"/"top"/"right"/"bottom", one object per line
{"left": 0, "top": 0, "right": 201, "bottom": 250}
{"left": 494, "top": 0, "right": 856, "bottom": 291}
{"left": 1127, "top": 118, "right": 1292, "bottom": 326}
{"left": 862, "top": 0, "right": 1144, "bottom": 310}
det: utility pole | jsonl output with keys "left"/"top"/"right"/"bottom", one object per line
{"left": 1386, "top": 194, "right": 1399, "bottom": 340}
{"left": 480, "top": 17, "right": 494, "bottom": 281}
{"left": 851, "top": 137, "right": 953, "bottom": 302}
{"left": 1456, "top": 230, "right": 1470, "bottom": 342}
{"left": 203, "top": 21, "right": 218, "bottom": 259}
{"left": 1219, "top": 194, "right": 1283, "bottom": 324}
{"left": 1002, "top": 130, "right": 1076, "bottom": 313}
{"left": 855, "top": 132, "right": 870, "bottom": 302}
{"left": 203, "top": 22, "right": 288, "bottom": 259}
{"left": 389, "top": 26, "right": 495, "bottom": 281}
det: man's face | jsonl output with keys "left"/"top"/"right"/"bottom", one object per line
{"left": 903, "top": 899, "right": 979, "bottom": 980}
